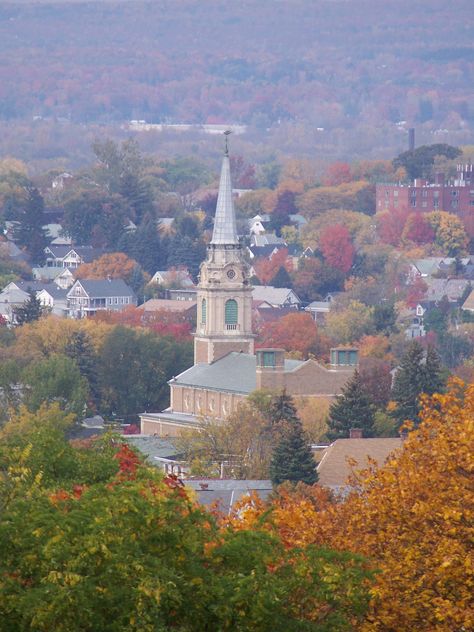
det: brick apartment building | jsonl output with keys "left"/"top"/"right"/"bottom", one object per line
{"left": 376, "top": 164, "right": 474, "bottom": 237}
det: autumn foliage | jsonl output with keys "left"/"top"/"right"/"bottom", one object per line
{"left": 256, "top": 311, "right": 329, "bottom": 358}
{"left": 76, "top": 252, "right": 141, "bottom": 283}
{"left": 253, "top": 248, "right": 291, "bottom": 284}
{"left": 231, "top": 380, "right": 474, "bottom": 631}
{"left": 319, "top": 224, "right": 355, "bottom": 273}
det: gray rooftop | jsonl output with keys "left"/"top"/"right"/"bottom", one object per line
{"left": 252, "top": 285, "right": 300, "bottom": 306}
{"left": 185, "top": 479, "right": 273, "bottom": 514}
{"left": 172, "top": 352, "right": 303, "bottom": 394}
{"left": 124, "top": 435, "right": 182, "bottom": 461}
{"left": 210, "top": 153, "right": 239, "bottom": 246}
{"left": 70, "top": 279, "right": 136, "bottom": 298}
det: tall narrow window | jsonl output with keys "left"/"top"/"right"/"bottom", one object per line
{"left": 225, "top": 299, "right": 238, "bottom": 325}
{"left": 201, "top": 298, "right": 207, "bottom": 324}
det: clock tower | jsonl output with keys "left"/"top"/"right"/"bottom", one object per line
{"left": 194, "top": 138, "right": 254, "bottom": 364}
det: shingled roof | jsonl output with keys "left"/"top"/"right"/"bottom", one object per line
{"left": 317, "top": 438, "right": 402, "bottom": 489}
{"left": 68, "top": 279, "right": 136, "bottom": 298}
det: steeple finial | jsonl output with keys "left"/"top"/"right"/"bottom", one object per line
{"left": 210, "top": 134, "right": 239, "bottom": 246}
{"left": 224, "top": 129, "right": 232, "bottom": 156}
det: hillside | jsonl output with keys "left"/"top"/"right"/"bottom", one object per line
{"left": 1, "top": 0, "right": 474, "bottom": 164}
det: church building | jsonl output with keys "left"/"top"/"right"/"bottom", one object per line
{"left": 140, "top": 141, "right": 357, "bottom": 436}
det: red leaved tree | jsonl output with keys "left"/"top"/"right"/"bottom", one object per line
{"left": 257, "top": 312, "right": 329, "bottom": 359}
{"left": 319, "top": 224, "right": 354, "bottom": 274}
{"left": 402, "top": 213, "right": 435, "bottom": 245}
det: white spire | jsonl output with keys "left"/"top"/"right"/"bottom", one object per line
{"left": 211, "top": 144, "right": 239, "bottom": 246}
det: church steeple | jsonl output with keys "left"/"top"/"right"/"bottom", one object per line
{"left": 211, "top": 139, "right": 239, "bottom": 246}
{"left": 194, "top": 136, "right": 255, "bottom": 365}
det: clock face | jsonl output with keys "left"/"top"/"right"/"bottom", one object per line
{"left": 227, "top": 269, "right": 236, "bottom": 279}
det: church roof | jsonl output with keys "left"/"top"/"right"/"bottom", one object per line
{"left": 171, "top": 352, "right": 303, "bottom": 394}
{"left": 210, "top": 153, "right": 239, "bottom": 246}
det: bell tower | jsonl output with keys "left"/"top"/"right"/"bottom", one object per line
{"left": 194, "top": 134, "right": 255, "bottom": 364}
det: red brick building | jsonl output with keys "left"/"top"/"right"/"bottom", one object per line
{"left": 376, "top": 164, "right": 474, "bottom": 237}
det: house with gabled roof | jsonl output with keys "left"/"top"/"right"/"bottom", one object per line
{"left": 462, "top": 288, "right": 474, "bottom": 313}
{"left": 44, "top": 245, "right": 105, "bottom": 269}
{"left": 67, "top": 279, "right": 137, "bottom": 318}
{"left": 252, "top": 285, "right": 301, "bottom": 309}
{"left": 37, "top": 286, "right": 68, "bottom": 317}
{"left": 32, "top": 266, "right": 75, "bottom": 288}
{"left": 317, "top": 436, "right": 403, "bottom": 491}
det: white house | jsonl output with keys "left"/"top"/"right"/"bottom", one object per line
{"left": 44, "top": 246, "right": 104, "bottom": 269}
{"left": 37, "top": 286, "right": 68, "bottom": 317}
{"left": 252, "top": 285, "right": 301, "bottom": 309}
{"left": 32, "top": 266, "right": 75, "bottom": 288}
{"left": 149, "top": 269, "right": 195, "bottom": 288}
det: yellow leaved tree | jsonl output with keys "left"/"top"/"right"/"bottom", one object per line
{"left": 229, "top": 379, "right": 474, "bottom": 631}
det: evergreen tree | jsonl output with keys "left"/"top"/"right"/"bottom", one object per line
{"left": 391, "top": 341, "right": 445, "bottom": 428}
{"left": 135, "top": 219, "right": 164, "bottom": 275}
{"left": 65, "top": 331, "right": 100, "bottom": 409}
{"left": 270, "top": 418, "right": 318, "bottom": 486}
{"left": 327, "top": 370, "right": 375, "bottom": 440}
{"left": 269, "top": 391, "right": 299, "bottom": 425}
{"left": 270, "top": 265, "right": 292, "bottom": 289}
{"left": 13, "top": 187, "right": 48, "bottom": 264}
{"left": 373, "top": 302, "right": 397, "bottom": 335}
{"left": 424, "top": 345, "right": 446, "bottom": 394}
{"left": 119, "top": 172, "right": 154, "bottom": 225}
{"left": 167, "top": 235, "right": 205, "bottom": 280}
{"left": 13, "top": 290, "right": 43, "bottom": 326}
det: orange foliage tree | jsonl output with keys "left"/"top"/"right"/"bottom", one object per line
{"left": 93, "top": 306, "right": 193, "bottom": 341}
{"left": 253, "top": 247, "right": 291, "bottom": 284}
{"left": 76, "top": 252, "right": 141, "bottom": 284}
{"left": 322, "top": 161, "right": 352, "bottom": 186}
{"left": 230, "top": 380, "right": 474, "bottom": 632}
{"left": 257, "top": 311, "right": 328, "bottom": 358}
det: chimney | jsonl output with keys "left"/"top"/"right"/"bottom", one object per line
{"left": 255, "top": 348, "right": 285, "bottom": 390}
{"left": 330, "top": 347, "right": 358, "bottom": 368}
{"left": 349, "top": 428, "right": 363, "bottom": 439}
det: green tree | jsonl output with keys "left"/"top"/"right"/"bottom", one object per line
{"left": 373, "top": 302, "right": 397, "bottom": 335}
{"left": 22, "top": 354, "right": 89, "bottom": 419}
{"left": 327, "top": 370, "right": 375, "bottom": 440}
{"left": 270, "top": 265, "right": 292, "bottom": 289}
{"left": 269, "top": 393, "right": 318, "bottom": 486}
{"left": 0, "top": 412, "right": 371, "bottom": 632}
{"left": 118, "top": 171, "right": 154, "bottom": 224}
{"left": 65, "top": 330, "right": 101, "bottom": 409}
{"left": 270, "top": 418, "right": 318, "bottom": 486}
{"left": 13, "top": 186, "right": 48, "bottom": 264}
{"left": 12, "top": 290, "right": 43, "bottom": 325}
{"left": 393, "top": 144, "right": 461, "bottom": 180}
{"left": 63, "top": 190, "right": 128, "bottom": 248}
{"left": 391, "top": 342, "right": 445, "bottom": 428}
{"left": 98, "top": 327, "right": 192, "bottom": 420}
{"left": 166, "top": 235, "right": 205, "bottom": 280}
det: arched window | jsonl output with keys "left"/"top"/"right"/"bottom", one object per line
{"left": 201, "top": 298, "right": 207, "bottom": 324}
{"left": 225, "top": 299, "right": 238, "bottom": 325}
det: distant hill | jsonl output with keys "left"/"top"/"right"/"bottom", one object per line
{"left": 1, "top": 0, "right": 473, "bottom": 162}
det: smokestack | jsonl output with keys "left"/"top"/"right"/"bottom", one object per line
{"left": 408, "top": 128, "right": 415, "bottom": 152}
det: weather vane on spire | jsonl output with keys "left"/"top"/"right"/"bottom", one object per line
{"left": 224, "top": 129, "right": 232, "bottom": 155}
